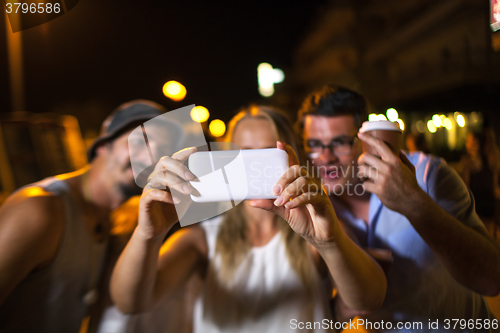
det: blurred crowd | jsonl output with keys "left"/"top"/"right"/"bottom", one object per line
{"left": 456, "top": 129, "right": 500, "bottom": 237}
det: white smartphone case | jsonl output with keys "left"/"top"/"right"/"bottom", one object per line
{"left": 188, "top": 148, "right": 288, "bottom": 202}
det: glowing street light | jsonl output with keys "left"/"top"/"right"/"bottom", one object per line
{"left": 432, "top": 114, "right": 442, "bottom": 128}
{"left": 190, "top": 106, "right": 210, "bottom": 123}
{"left": 209, "top": 119, "right": 226, "bottom": 137}
{"left": 162, "top": 81, "right": 187, "bottom": 101}
{"left": 386, "top": 108, "right": 399, "bottom": 122}
{"left": 369, "top": 113, "right": 388, "bottom": 121}
{"left": 427, "top": 120, "right": 437, "bottom": 133}
{"left": 443, "top": 118, "right": 453, "bottom": 130}
{"left": 257, "top": 62, "right": 285, "bottom": 97}
{"left": 439, "top": 115, "right": 446, "bottom": 126}
{"left": 396, "top": 119, "right": 405, "bottom": 131}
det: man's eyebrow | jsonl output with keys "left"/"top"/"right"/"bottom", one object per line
{"left": 308, "top": 135, "right": 354, "bottom": 142}
{"left": 330, "top": 135, "right": 355, "bottom": 141}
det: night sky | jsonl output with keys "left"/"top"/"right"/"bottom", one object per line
{"left": 1, "top": 0, "right": 327, "bottom": 132}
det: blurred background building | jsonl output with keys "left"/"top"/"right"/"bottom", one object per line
{"left": 0, "top": 112, "right": 87, "bottom": 202}
{"left": 282, "top": 0, "right": 500, "bottom": 161}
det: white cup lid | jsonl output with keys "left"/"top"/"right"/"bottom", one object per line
{"left": 359, "top": 120, "right": 403, "bottom": 133}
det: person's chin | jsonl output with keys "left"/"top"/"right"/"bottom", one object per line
{"left": 119, "top": 171, "right": 143, "bottom": 198}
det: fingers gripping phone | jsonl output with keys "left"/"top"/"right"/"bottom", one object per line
{"left": 187, "top": 148, "right": 288, "bottom": 203}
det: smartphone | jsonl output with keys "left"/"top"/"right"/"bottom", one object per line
{"left": 187, "top": 148, "right": 288, "bottom": 203}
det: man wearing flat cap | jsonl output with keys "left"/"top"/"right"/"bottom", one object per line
{"left": 0, "top": 100, "right": 178, "bottom": 333}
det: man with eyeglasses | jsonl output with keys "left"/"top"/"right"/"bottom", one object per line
{"left": 305, "top": 134, "right": 362, "bottom": 196}
{"left": 297, "top": 85, "right": 500, "bottom": 332}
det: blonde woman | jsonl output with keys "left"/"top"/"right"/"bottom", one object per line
{"left": 111, "top": 106, "right": 386, "bottom": 332}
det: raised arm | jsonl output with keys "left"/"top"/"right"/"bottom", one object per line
{"left": 249, "top": 141, "right": 387, "bottom": 311}
{"left": 110, "top": 223, "right": 206, "bottom": 313}
{"left": 0, "top": 188, "right": 63, "bottom": 305}
{"left": 110, "top": 147, "right": 205, "bottom": 313}
{"left": 358, "top": 132, "right": 500, "bottom": 297}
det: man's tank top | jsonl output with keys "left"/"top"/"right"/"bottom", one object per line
{"left": 193, "top": 216, "right": 332, "bottom": 333}
{"left": 0, "top": 178, "right": 108, "bottom": 333}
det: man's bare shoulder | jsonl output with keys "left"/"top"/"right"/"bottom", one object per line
{"left": 2, "top": 185, "right": 63, "bottom": 215}
{"left": 0, "top": 185, "right": 65, "bottom": 243}
{"left": 0, "top": 186, "right": 67, "bottom": 300}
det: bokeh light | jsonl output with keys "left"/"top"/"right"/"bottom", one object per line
{"left": 368, "top": 113, "right": 388, "bottom": 121}
{"left": 427, "top": 120, "right": 437, "bottom": 133}
{"left": 439, "top": 115, "right": 446, "bottom": 126}
{"left": 470, "top": 112, "right": 478, "bottom": 122}
{"left": 432, "top": 114, "right": 442, "bottom": 128}
{"left": 456, "top": 114, "right": 465, "bottom": 127}
{"left": 396, "top": 119, "right": 405, "bottom": 131}
{"left": 257, "top": 62, "right": 285, "bottom": 97}
{"left": 209, "top": 119, "right": 226, "bottom": 137}
{"left": 416, "top": 120, "right": 425, "bottom": 133}
{"left": 190, "top": 106, "right": 210, "bottom": 123}
{"left": 162, "top": 81, "right": 187, "bottom": 101}
{"left": 386, "top": 108, "right": 399, "bottom": 122}
{"left": 443, "top": 118, "right": 453, "bottom": 130}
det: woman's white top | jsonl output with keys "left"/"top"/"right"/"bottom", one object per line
{"left": 193, "top": 216, "right": 332, "bottom": 333}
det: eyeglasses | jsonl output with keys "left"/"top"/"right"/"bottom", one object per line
{"left": 306, "top": 136, "right": 358, "bottom": 159}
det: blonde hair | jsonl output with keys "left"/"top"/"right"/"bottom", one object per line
{"left": 215, "top": 105, "right": 312, "bottom": 287}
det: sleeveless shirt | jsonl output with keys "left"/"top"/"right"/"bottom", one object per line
{"left": 0, "top": 178, "right": 108, "bottom": 333}
{"left": 193, "top": 216, "right": 332, "bottom": 333}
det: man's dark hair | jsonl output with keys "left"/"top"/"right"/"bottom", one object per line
{"left": 295, "top": 85, "right": 368, "bottom": 136}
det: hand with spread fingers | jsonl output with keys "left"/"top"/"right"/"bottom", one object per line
{"left": 357, "top": 132, "right": 423, "bottom": 214}
{"left": 250, "top": 141, "right": 387, "bottom": 310}
{"left": 249, "top": 141, "right": 343, "bottom": 249}
{"left": 138, "top": 147, "right": 197, "bottom": 240}
{"left": 357, "top": 133, "right": 500, "bottom": 297}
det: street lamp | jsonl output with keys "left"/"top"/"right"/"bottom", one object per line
{"left": 162, "top": 81, "right": 187, "bottom": 101}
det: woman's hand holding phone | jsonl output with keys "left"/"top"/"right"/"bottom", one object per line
{"left": 249, "top": 141, "right": 343, "bottom": 249}
{"left": 138, "top": 147, "right": 197, "bottom": 240}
